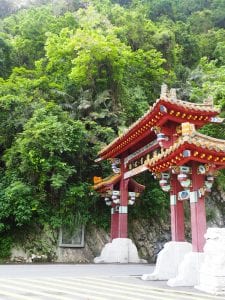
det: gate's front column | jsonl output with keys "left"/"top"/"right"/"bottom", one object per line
{"left": 167, "top": 163, "right": 206, "bottom": 287}
{"left": 170, "top": 174, "right": 185, "bottom": 242}
{"left": 118, "top": 177, "right": 128, "bottom": 238}
{"left": 110, "top": 208, "right": 119, "bottom": 240}
{"left": 142, "top": 173, "right": 191, "bottom": 281}
{"left": 94, "top": 159, "right": 145, "bottom": 263}
{"left": 190, "top": 163, "right": 207, "bottom": 252}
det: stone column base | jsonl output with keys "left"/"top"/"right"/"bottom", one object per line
{"left": 94, "top": 238, "right": 147, "bottom": 263}
{"left": 167, "top": 252, "right": 204, "bottom": 287}
{"left": 142, "top": 241, "right": 192, "bottom": 281}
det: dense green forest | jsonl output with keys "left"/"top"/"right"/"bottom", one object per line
{"left": 1, "top": 0, "right": 225, "bottom": 258}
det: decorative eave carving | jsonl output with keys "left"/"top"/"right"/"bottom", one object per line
{"left": 93, "top": 174, "right": 145, "bottom": 195}
{"left": 147, "top": 130, "right": 225, "bottom": 173}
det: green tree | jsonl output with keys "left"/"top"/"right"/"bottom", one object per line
{"left": 1, "top": 103, "right": 89, "bottom": 229}
{"left": 2, "top": 7, "right": 78, "bottom": 68}
{"left": 188, "top": 57, "right": 225, "bottom": 108}
{"left": 0, "top": 36, "right": 12, "bottom": 78}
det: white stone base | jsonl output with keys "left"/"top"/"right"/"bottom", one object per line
{"left": 195, "top": 228, "right": 225, "bottom": 295}
{"left": 167, "top": 252, "right": 204, "bottom": 287}
{"left": 94, "top": 238, "right": 146, "bottom": 263}
{"left": 196, "top": 274, "right": 225, "bottom": 295}
{"left": 142, "top": 241, "right": 192, "bottom": 281}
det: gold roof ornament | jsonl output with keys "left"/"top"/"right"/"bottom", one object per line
{"left": 181, "top": 122, "right": 195, "bottom": 136}
{"left": 93, "top": 176, "right": 103, "bottom": 184}
{"left": 93, "top": 174, "right": 121, "bottom": 190}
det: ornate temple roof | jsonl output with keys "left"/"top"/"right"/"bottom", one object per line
{"left": 93, "top": 174, "right": 121, "bottom": 192}
{"left": 93, "top": 174, "right": 145, "bottom": 194}
{"left": 146, "top": 131, "right": 225, "bottom": 173}
{"left": 98, "top": 95, "right": 220, "bottom": 161}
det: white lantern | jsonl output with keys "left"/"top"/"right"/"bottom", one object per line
{"left": 113, "top": 198, "right": 120, "bottom": 204}
{"left": 162, "top": 185, "right": 171, "bottom": 192}
{"left": 112, "top": 167, "right": 120, "bottom": 174}
{"left": 198, "top": 165, "right": 206, "bottom": 174}
{"left": 206, "top": 175, "right": 214, "bottom": 182}
{"left": 161, "top": 173, "right": 170, "bottom": 180}
{"left": 180, "top": 166, "right": 191, "bottom": 173}
{"left": 105, "top": 198, "right": 112, "bottom": 206}
{"left": 159, "top": 179, "right": 168, "bottom": 187}
{"left": 128, "top": 199, "right": 135, "bottom": 205}
{"left": 157, "top": 133, "right": 168, "bottom": 142}
{"left": 180, "top": 178, "right": 191, "bottom": 188}
{"left": 112, "top": 190, "right": 120, "bottom": 196}
{"left": 129, "top": 192, "right": 136, "bottom": 197}
{"left": 177, "top": 173, "right": 188, "bottom": 182}
{"left": 205, "top": 181, "right": 213, "bottom": 190}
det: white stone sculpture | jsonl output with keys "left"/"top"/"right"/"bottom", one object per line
{"left": 196, "top": 228, "right": 225, "bottom": 295}
{"left": 167, "top": 251, "right": 204, "bottom": 287}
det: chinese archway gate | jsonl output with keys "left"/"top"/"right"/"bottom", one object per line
{"left": 93, "top": 85, "right": 225, "bottom": 286}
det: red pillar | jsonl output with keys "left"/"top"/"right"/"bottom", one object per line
{"left": 110, "top": 208, "right": 119, "bottom": 240}
{"left": 118, "top": 158, "right": 128, "bottom": 238}
{"left": 118, "top": 178, "right": 128, "bottom": 238}
{"left": 190, "top": 163, "right": 207, "bottom": 252}
{"left": 170, "top": 174, "right": 185, "bottom": 241}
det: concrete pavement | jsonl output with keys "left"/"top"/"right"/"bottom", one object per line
{"left": 0, "top": 264, "right": 222, "bottom": 299}
{"left": 0, "top": 263, "right": 153, "bottom": 278}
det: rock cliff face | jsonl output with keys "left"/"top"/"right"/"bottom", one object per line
{"left": 10, "top": 220, "right": 171, "bottom": 263}
{"left": 54, "top": 220, "right": 171, "bottom": 263}
{"left": 129, "top": 219, "right": 171, "bottom": 262}
{"left": 57, "top": 227, "right": 110, "bottom": 263}
{"left": 208, "top": 187, "right": 225, "bottom": 227}
{"left": 10, "top": 186, "right": 225, "bottom": 264}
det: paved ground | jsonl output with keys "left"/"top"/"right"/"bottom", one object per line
{"left": 0, "top": 264, "right": 222, "bottom": 299}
